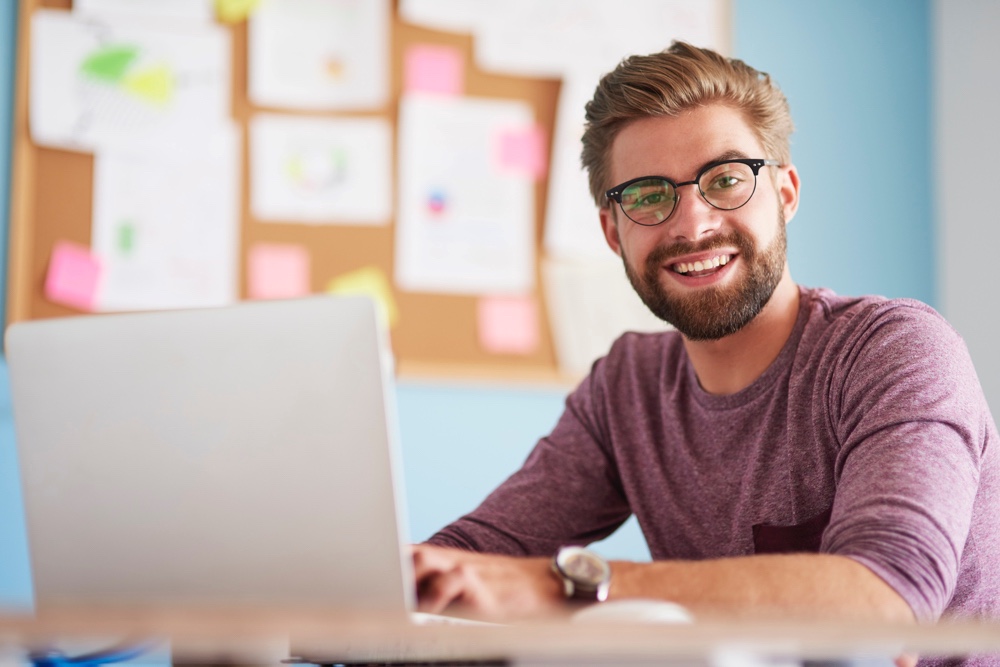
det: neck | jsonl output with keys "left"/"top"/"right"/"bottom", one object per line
{"left": 682, "top": 269, "right": 800, "bottom": 395}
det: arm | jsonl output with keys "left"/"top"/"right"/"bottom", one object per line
{"left": 611, "top": 553, "right": 913, "bottom": 621}
{"left": 428, "top": 359, "right": 633, "bottom": 555}
{"left": 819, "top": 303, "right": 990, "bottom": 623}
{"left": 412, "top": 545, "right": 912, "bottom": 622}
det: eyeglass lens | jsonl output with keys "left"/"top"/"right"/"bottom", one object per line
{"left": 618, "top": 161, "right": 759, "bottom": 226}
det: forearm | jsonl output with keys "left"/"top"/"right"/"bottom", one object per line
{"left": 611, "top": 553, "right": 915, "bottom": 622}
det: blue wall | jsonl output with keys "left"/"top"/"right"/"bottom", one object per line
{"left": 0, "top": 1, "right": 933, "bottom": 606}
{"left": 0, "top": 0, "right": 27, "bottom": 609}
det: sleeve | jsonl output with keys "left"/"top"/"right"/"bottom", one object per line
{"left": 426, "top": 357, "right": 633, "bottom": 557}
{"left": 821, "top": 303, "right": 990, "bottom": 622}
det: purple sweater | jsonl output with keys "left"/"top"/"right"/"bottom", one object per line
{"left": 430, "top": 287, "right": 999, "bottom": 626}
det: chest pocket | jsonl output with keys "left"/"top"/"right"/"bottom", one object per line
{"left": 752, "top": 506, "right": 832, "bottom": 554}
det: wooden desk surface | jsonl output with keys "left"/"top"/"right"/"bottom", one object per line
{"left": 1, "top": 606, "right": 1000, "bottom": 665}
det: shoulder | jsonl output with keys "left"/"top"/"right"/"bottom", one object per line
{"left": 605, "top": 328, "right": 685, "bottom": 362}
{"left": 569, "top": 329, "right": 686, "bottom": 408}
{"left": 805, "top": 287, "right": 945, "bottom": 328}
{"left": 598, "top": 329, "right": 686, "bottom": 381}
{"left": 801, "top": 288, "right": 963, "bottom": 363}
{"left": 802, "top": 289, "right": 986, "bottom": 433}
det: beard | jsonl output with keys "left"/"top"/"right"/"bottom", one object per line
{"left": 622, "top": 215, "right": 787, "bottom": 341}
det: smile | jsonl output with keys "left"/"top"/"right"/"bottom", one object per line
{"left": 671, "top": 254, "right": 733, "bottom": 277}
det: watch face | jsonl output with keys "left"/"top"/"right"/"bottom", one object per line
{"left": 558, "top": 547, "right": 610, "bottom": 585}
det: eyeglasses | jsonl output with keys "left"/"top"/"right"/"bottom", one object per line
{"left": 604, "top": 158, "right": 781, "bottom": 227}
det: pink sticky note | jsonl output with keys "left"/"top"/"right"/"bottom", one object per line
{"left": 44, "top": 241, "right": 102, "bottom": 311}
{"left": 404, "top": 44, "right": 464, "bottom": 95}
{"left": 496, "top": 125, "right": 548, "bottom": 179}
{"left": 477, "top": 296, "right": 540, "bottom": 355}
{"left": 247, "top": 244, "right": 311, "bottom": 299}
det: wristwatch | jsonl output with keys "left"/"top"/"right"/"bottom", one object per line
{"left": 551, "top": 545, "right": 611, "bottom": 602}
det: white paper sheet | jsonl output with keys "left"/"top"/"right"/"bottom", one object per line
{"left": 73, "top": 0, "right": 214, "bottom": 24}
{"left": 29, "top": 9, "right": 230, "bottom": 154}
{"left": 396, "top": 95, "right": 535, "bottom": 295}
{"left": 250, "top": 113, "right": 392, "bottom": 224}
{"left": 543, "top": 257, "right": 670, "bottom": 378}
{"left": 544, "top": 73, "right": 612, "bottom": 261}
{"left": 398, "top": 0, "right": 493, "bottom": 34}
{"left": 91, "top": 123, "right": 241, "bottom": 312}
{"left": 473, "top": 0, "right": 725, "bottom": 78}
{"left": 248, "top": 0, "right": 389, "bottom": 110}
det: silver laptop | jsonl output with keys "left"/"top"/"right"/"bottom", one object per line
{"left": 6, "top": 296, "right": 417, "bottom": 616}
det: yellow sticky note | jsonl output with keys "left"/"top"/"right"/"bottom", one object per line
{"left": 216, "top": 0, "right": 260, "bottom": 24}
{"left": 123, "top": 64, "right": 175, "bottom": 107}
{"left": 326, "top": 266, "right": 399, "bottom": 329}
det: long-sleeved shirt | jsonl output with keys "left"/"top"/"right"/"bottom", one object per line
{"left": 430, "top": 286, "right": 999, "bottom": 629}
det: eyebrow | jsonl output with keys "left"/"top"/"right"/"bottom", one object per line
{"left": 695, "top": 150, "right": 751, "bottom": 174}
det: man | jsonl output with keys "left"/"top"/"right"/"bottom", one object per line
{"left": 412, "top": 42, "right": 999, "bottom": 639}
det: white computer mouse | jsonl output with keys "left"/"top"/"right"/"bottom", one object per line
{"left": 570, "top": 598, "right": 694, "bottom": 624}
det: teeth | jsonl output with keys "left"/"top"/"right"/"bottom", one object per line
{"left": 673, "top": 254, "right": 731, "bottom": 275}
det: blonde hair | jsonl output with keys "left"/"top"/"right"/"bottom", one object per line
{"left": 581, "top": 41, "right": 794, "bottom": 206}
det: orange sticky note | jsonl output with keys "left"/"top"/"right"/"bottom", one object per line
{"left": 477, "top": 295, "right": 540, "bottom": 355}
{"left": 248, "top": 244, "right": 311, "bottom": 299}
{"left": 496, "top": 125, "right": 547, "bottom": 179}
{"left": 404, "top": 44, "right": 464, "bottom": 95}
{"left": 44, "top": 241, "right": 102, "bottom": 311}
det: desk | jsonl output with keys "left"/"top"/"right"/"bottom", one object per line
{"left": 2, "top": 607, "right": 1000, "bottom": 666}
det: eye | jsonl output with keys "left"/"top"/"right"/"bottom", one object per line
{"left": 621, "top": 180, "right": 675, "bottom": 210}
{"left": 711, "top": 174, "right": 740, "bottom": 189}
{"left": 634, "top": 191, "right": 670, "bottom": 208}
{"left": 704, "top": 171, "right": 745, "bottom": 191}
{"left": 701, "top": 162, "right": 754, "bottom": 193}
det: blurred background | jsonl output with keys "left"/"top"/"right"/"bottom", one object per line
{"left": 1, "top": 0, "right": 998, "bottom": 610}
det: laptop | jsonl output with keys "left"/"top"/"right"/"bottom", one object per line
{"left": 6, "top": 296, "right": 499, "bottom": 664}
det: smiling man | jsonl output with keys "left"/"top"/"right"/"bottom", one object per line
{"left": 412, "top": 43, "right": 999, "bottom": 652}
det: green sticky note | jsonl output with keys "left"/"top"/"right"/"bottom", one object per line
{"left": 118, "top": 221, "right": 135, "bottom": 254}
{"left": 80, "top": 45, "right": 140, "bottom": 84}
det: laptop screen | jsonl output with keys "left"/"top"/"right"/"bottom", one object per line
{"left": 6, "top": 296, "right": 413, "bottom": 614}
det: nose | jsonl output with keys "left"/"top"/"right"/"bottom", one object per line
{"left": 666, "top": 183, "right": 723, "bottom": 242}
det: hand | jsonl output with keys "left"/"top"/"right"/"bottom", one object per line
{"left": 411, "top": 544, "right": 566, "bottom": 621}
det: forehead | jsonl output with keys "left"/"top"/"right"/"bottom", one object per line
{"left": 609, "top": 104, "right": 765, "bottom": 184}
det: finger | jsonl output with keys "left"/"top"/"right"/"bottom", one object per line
{"left": 416, "top": 567, "right": 471, "bottom": 615}
{"left": 411, "top": 544, "right": 456, "bottom": 583}
{"left": 413, "top": 544, "right": 478, "bottom": 583}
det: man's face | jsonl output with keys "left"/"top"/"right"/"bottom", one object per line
{"left": 599, "top": 105, "right": 799, "bottom": 341}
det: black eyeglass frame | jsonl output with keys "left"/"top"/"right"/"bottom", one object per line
{"left": 604, "top": 158, "right": 782, "bottom": 227}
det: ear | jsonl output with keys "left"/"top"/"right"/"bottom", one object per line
{"left": 778, "top": 164, "right": 800, "bottom": 224}
{"left": 600, "top": 205, "right": 622, "bottom": 256}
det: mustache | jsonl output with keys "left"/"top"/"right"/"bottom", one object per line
{"left": 646, "top": 231, "right": 754, "bottom": 266}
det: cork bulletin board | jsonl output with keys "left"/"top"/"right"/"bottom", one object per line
{"left": 8, "top": 0, "right": 569, "bottom": 383}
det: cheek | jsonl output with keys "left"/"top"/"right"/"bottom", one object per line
{"left": 616, "top": 233, "right": 652, "bottom": 269}
{"left": 741, "top": 191, "right": 783, "bottom": 240}
{"left": 617, "top": 224, "right": 660, "bottom": 258}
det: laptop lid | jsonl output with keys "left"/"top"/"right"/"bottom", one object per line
{"left": 5, "top": 295, "right": 414, "bottom": 614}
